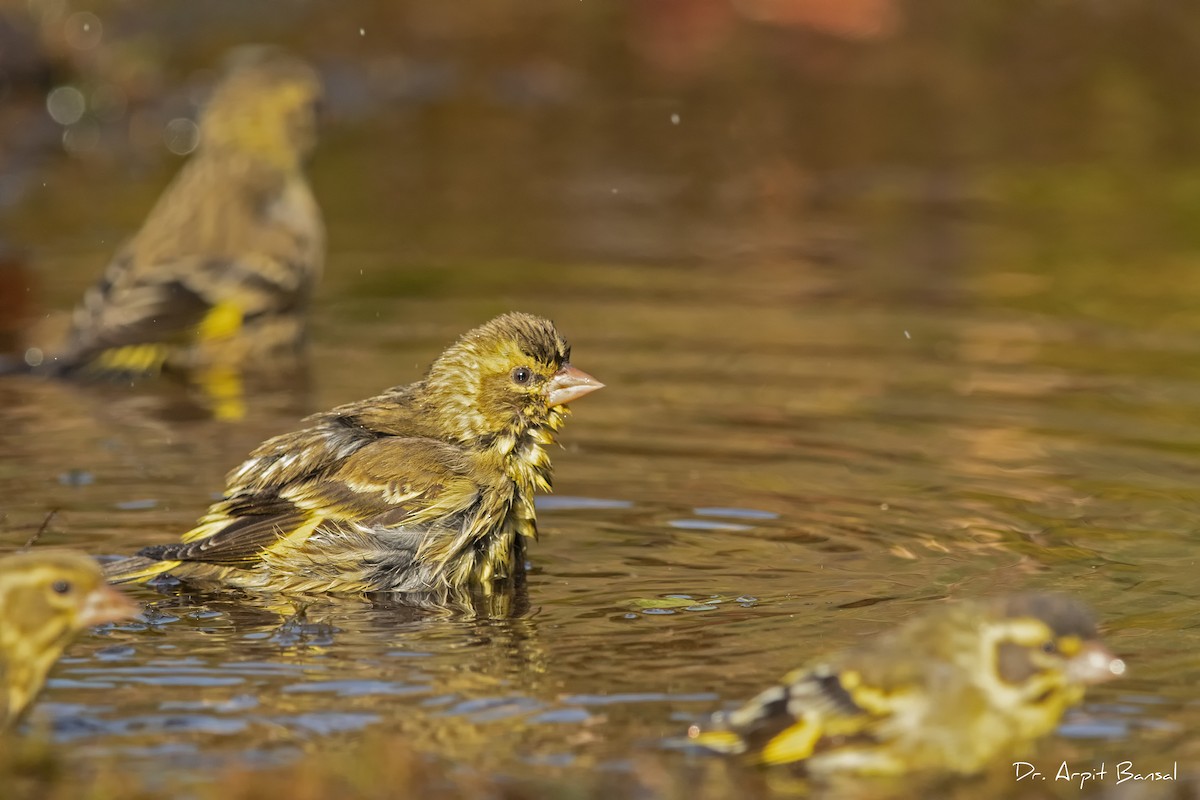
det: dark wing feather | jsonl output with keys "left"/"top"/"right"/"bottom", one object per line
{"left": 140, "top": 496, "right": 307, "bottom": 566}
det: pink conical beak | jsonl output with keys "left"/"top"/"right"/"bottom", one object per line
{"left": 546, "top": 364, "right": 604, "bottom": 406}
{"left": 1068, "top": 641, "right": 1126, "bottom": 684}
{"left": 79, "top": 583, "right": 139, "bottom": 628}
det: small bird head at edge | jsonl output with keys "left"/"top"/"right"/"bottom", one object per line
{"left": 0, "top": 550, "right": 139, "bottom": 726}
{"left": 421, "top": 313, "right": 603, "bottom": 451}
{"left": 0, "top": 550, "right": 140, "bottom": 636}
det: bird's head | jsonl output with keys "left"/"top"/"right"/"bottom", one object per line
{"left": 0, "top": 550, "right": 138, "bottom": 725}
{"left": 422, "top": 313, "right": 603, "bottom": 451}
{"left": 1, "top": 550, "right": 138, "bottom": 647}
{"left": 982, "top": 593, "right": 1123, "bottom": 732}
{"left": 199, "top": 47, "right": 322, "bottom": 168}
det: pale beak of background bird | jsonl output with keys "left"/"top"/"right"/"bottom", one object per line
{"left": 79, "top": 583, "right": 140, "bottom": 628}
{"left": 546, "top": 364, "right": 604, "bottom": 406}
{"left": 1069, "top": 641, "right": 1126, "bottom": 684}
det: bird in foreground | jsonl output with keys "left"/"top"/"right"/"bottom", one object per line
{"left": 105, "top": 312, "right": 603, "bottom": 595}
{"left": 0, "top": 550, "right": 138, "bottom": 729}
{"left": 37, "top": 47, "right": 324, "bottom": 402}
{"left": 688, "top": 593, "right": 1124, "bottom": 777}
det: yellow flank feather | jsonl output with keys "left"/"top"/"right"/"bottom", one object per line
{"left": 757, "top": 717, "right": 823, "bottom": 766}
{"left": 42, "top": 46, "right": 324, "bottom": 410}
{"left": 688, "top": 594, "right": 1124, "bottom": 778}
{"left": 103, "top": 313, "right": 604, "bottom": 597}
{"left": 101, "top": 556, "right": 182, "bottom": 584}
{"left": 277, "top": 515, "right": 322, "bottom": 551}
{"left": 198, "top": 301, "right": 245, "bottom": 342}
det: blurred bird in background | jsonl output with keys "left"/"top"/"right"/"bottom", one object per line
{"left": 688, "top": 593, "right": 1124, "bottom": 777}
{"left": 26, "top": 46, "right": 324, "bottom": 419}
{"left": 105, "top": 313, "right": 603, "bottom": 598}
{"left": 0, "top": 550, "right": 138, "bottom": 729}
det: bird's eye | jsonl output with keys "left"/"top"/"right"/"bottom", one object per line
{"left": 51, "top": 580, "right": 73, "bottom": 595}
{"left": 1041, "top": 640, "right": 1059, "bottom": 655}
{"left": 511, "top": 366, "right": 533, "bottom": 385}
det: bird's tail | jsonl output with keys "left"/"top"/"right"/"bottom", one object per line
{"left": 1, "top": 343, "right": 175, "bottom": 381}
{"left": 103, "top": 555, "right": 180, "bottom": 584}
{"left": 682, "top": 727, "right": 749, "bottom": 756}
{"left": 0, "top": 350, "right": 100, "bottom": 378}
{"left": 0, "top": 353, "right": 35, "bottom": 376}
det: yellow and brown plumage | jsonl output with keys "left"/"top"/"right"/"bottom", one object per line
{"left": 0, "top": 550, "right": 138, "bottom": 729}
{"left": 688, "top": 593, "right": 1124, "bottom": 777}
{"left": 47, "top": 47, "right": 323, "bottom": 382}
{"left": 104, "top": 313, "right": 603, "bottom": 595}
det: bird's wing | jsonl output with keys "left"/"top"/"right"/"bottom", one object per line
{"left": 62, "top": 250, "right": 215, "bottom": 359}
{"left": 142, "top": 437, "right": 480, "bottom": 567}
{"left": 225, "top": 390, "right": 414, "bottom": 493}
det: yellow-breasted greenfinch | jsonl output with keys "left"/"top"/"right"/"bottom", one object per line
{"left": 0, "top": 550, "right": 138, "bottom": 729}
{"left": 688, "top": 593, "right": 1124, "bottom": 777}
{"left": 45, "top": 47, "right": 323, "bottom": 386}
{"left": 105, "top": 313, "right": 603, "bottom": 595}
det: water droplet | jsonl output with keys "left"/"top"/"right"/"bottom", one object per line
{"left": 46, "top": 85, "right": 86, "bottom": 125}
{"left": 64, "top": 11, "right": 103, "bottom": 50}
{"left": 164, "top": 118, "right": 199, "bottom": 155}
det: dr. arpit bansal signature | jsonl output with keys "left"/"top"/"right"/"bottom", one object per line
{"left": 1014, "top": 760, "right": 1178, "bottom": 789}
